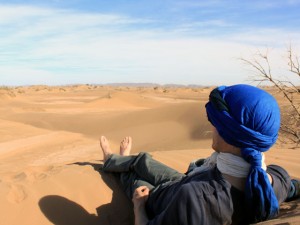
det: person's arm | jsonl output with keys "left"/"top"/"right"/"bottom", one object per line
{"left": 132, "top": 186, "right": 150, "bottom": 225}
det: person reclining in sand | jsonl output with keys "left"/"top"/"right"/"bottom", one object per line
{"left": 99, "top": 84, "right": 300, "bottom": 225}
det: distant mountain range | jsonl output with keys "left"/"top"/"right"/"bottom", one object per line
{"left": 104, "top": 83, "right": 208, "bottom": 88}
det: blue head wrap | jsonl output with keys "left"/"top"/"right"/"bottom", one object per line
{"left": 205, "top": 84, "right": 280, "bottom": 222}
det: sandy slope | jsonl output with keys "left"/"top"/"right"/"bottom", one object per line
{"left": 0, "top": 85, "right": 299, "bottom": 225}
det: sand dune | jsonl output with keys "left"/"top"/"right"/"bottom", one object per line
{"left": 0, "top": 85, "right": 299, "bottom": 225}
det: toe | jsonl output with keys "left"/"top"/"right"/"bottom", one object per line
{"left": 100, "top": 136, "right": 105, "bottom": 142}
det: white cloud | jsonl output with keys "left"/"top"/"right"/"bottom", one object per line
{"left": 0, "top": 4, "right": 299, "bottom": 86}
{"left": 0, "top": 5, "right": 53, "bottom": 23}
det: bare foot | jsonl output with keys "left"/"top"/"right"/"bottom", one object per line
{"left": 100, "top": 136, "right": 112, "bottom": 162}
{"left": 120, "top": 136, "right": 132, "bottom": 156}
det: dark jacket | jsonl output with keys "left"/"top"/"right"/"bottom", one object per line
{"left": 146, "top": 167, "right": 240, "bottom": 225}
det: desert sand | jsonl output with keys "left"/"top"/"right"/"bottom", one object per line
{"left": 0, "top": 84, "right": 299, "bottom": 225}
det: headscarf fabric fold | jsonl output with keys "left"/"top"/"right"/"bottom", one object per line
{"left": 205, "top": 84, "right": 280, "bottom": 222}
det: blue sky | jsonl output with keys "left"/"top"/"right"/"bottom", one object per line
{"left": 0, "top": 0, "right": 300, "bottom": 86}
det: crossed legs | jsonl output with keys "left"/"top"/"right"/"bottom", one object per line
{"left": 99, "top": 135, "right": 184, "bottom": 199}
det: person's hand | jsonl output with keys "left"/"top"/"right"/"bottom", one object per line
{"left": 132, "top": 186, "right": 150, "bottom": 225}
{"left": 132, "top": 186, "right": 149, "bottom": 210}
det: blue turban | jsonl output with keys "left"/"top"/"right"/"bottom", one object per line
{"left": 205, "top": 84, "right": 280, "bottom": 222}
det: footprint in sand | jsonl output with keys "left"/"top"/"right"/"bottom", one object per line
{"left": 26, "top": 172, "right": 47, "bottom": 182}
{"left": 7, "top": 184, "right": 27, "bottom": 203}
{"left": 25, "top": 166, "right": 50, "bottom": 182}
{"left": 13, "top": 172, "right": 27, "bottom": 181}
{"left": 4, "top": 170, "right": 47, "bottom": 183}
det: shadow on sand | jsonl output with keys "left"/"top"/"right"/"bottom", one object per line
{"left": 39, "top": 162, "right": 134, "bottom": 225}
